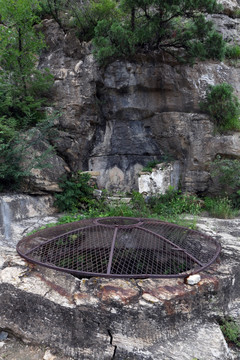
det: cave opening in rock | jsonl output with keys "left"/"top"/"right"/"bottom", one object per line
{"left": 17, "top": 217, "right": 221, "bottom": 279}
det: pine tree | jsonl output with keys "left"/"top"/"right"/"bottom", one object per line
{"left": 93, "top": 0, "right": 226, "bottom": 64}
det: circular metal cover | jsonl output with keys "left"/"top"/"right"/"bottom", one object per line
{"left": 17, "top": 217, "right": 221, "bottom": 278}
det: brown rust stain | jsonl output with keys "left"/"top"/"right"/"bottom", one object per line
{"left": 74, "top": 292, "right": 89, "bottom": 300}
{"left": 198, "top": 275, "right": 219, "bottom": 292}
{"left": 163, "top": 300, "right": 175, "bottom": 315}
{"left": 73, "top": 292, "right": 92, "bottom": 303}
{"left": 141, "top": 274, "right": 220, "bottom": 315}
{"left": 143, "top": 284, "right": 187, "bottom": 301}
{"left": 34, "top": 272, "right": 74, "bottom": 304}
{"left": 98, "top": 285, "right": 139, "bottom": 304}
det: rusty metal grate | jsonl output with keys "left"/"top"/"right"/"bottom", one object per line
{"left": 16, "top": 217, "right": 221, "bottom": 278}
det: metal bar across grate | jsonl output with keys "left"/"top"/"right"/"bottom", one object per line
{"left": 17, "top": 217, "right": 221, "bottom": 278}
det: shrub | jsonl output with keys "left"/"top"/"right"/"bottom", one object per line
{"left": 232, "top": 9, "right": 240, "bottom": 19}
{"left": 0, "top": 0, "right": 54, "bottom": 191}
{"left": 142, "top": 160, "right": 160, "bottom": 172}
{"left": 200, "top": 83, "right": 240, "bottom": 131}
{"left": 93, "top": 19, "right": 135, "bottom": 64}
{"left": 38, "top": 0, "right": 68, "bottom": 30}
{"left": 93, "top": 0, "right": 225, "bottom": 64}
{"left": 211, "top": 156, "right": 240, "bottom": 190}
{"left": 210, "top": 156, "right": 240, "bottom": 208}
{"left": 70, "top": 0, "right": 118, "bottom": 41}
{"left": 54, "top": 172, "right": 95, "bottom": 212}
{"left": 225, "top": 44, "right": 240, "bottom": 59}
{"left": 51, "top": 187, "right": 201, "bottom": 230}
{"left": 146, "top": 187, "right": 201, "bottom": 217}
{"left": 0, "top": 122, "right": 55, "bottom": 192}
{"left": 203, "top": 196, "right": 237, "bottom": 218}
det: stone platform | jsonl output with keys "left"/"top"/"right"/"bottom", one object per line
{"left": 0, "top": 217, "right": 240, "bottom": 359}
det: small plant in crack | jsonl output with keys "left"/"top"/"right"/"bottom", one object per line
{"left": 220, "top": 317, "right": 240, "bottom": 348}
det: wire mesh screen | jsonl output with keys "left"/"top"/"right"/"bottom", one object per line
{"left": 17, "top": 217, "right": 221, "bottom": 278}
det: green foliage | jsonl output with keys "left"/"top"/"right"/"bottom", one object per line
{"left": 210, "top": 156, "right": 240, "bottom": 208}
{"left": 0, "top": 120, "right": 55, "bottom": 191}
{"left": 50, "top": 187, "right": 201, "bottom": 230}
{"left": 0, "top": 0, "right": 54, "bottom": 126}
{"left": 38, "top": 0, "right": 68, "bottom": 30}
{"left": 0, "top": 0, "right": 54, "bottom": 134}
{"left": 203, "top": 196, "right": 237, "bottom": 219}
{"left": 142, "top": 160, "right": 160, "bottom": 172}
{"left": 0, "top": 0, "right": 54, "bottom": 191}
{"left": 211, "top": 156, "right": 240, "bottom": 190}
{"left": 225, "top": 44, "right": 240, "bottom": 59}
{"left": 41, "top": 0, "right": 225, "bottom": 65}
{"left": 0, "top": 138, "right": 28, "bottom": 191}
{"left": 93, "top": 0, "right": 225, "bottom": 64}
{"left": 200, "top": 83, "right": 240, "bottom": 131}
{"left": 0, "top": 70, "right": 53, "bottom": 135}
{"left": 93, "top": 19, "right": 135, "bottom": 64}
{"left": 146, "top": 187, "right": 201, "bottom": 218}
{"left": 54, "top": 172, "right": 95, "bottom": 212}
{"left": 0, "top": 0, "right": 45, "bottom": 85}
{"left": 69, "top": 0, "right": 118, "bottom": 41}
{"left": 220, "top": 318, "right": 240, "bottom": 347}
{"left": 232, "top": 9, "right": 240, "bottom": 19}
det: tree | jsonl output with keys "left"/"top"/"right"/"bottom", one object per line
{"left": 0, "top": 0, "right": 54, "bottom": 190}
{"left": 38, "top": 0, "right": 68, "bottom": 31}
{"left": 0, "top": 0, "right": 53, "bottom": 131}
{"left": 68, "top": 0, "right": 118, "bottom": 41}
{"left": 93, "top": 0, "right": 226, "bottom": 64}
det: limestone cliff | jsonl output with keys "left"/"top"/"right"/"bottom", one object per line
{"left": 28, "top": 0, "right": 240, "bottom": 194}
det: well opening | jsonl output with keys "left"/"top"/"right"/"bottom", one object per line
{"left": 17, "top": 217, "right": 221, "bottom": 279}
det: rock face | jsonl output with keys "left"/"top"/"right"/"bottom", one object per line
{"left": 1, "top": 216, "right": 240, "bottom": 359}
{"left": 138, "top": 161, "right": 181, "bottom": 195}
{"left": 91, "top": 60, "right": 240, "bottom": 192}
{"left": 34, "top": 8, "right": 240, "bottom": 194}
{"left": 38, "top": 20, "right": 100, "bottom": 174}
{"left": 0, "top": 194, "right": 58, "bottom": 248}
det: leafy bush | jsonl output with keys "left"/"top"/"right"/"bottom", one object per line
{"left": 50, "top": 187, "right": 201, "bottom": 230}
{"left": 93, "top": 19, "right": 135, "bottom": 64}
{"left": 211, "top": 156, "right": 240, "bottom": 190}
{"left": 210, "top": 156, "right": 240, "bottom": 207}
{"left": 41, "top": 0, "right": 226, "bottom": 65}
{"left": 203, "top": 196, "right": 237, "bottom": 218}
{"left": 54, "top": 172, "right": 95, "bottom": 212}
{"left": 200, "top": 83, "right": 240, "bottom": 131}
{"left": 38, "top": 0, "right": 68, "bottom": 30}
{"left": 0, "top": 121, "right": 55, "bottom": 192}
{"left": 225, "top": 44, "right": 240, "bottom": 59}
{"left": 142, "top": 160, "right": 160, "bottom": 172}
{"left": 70, "top": 0, "right": 118, "bottom": 42}
{"left": 0, "top": 0, "right": 54, "bottom": 191}
{"left": 147, "top": 187, "right": 201, "bottom": 217}
{"left": 0, "top": 70, "right": 53, "bottom": 135}
{"left": 93, "top": 0, "right": 225, "bottom": 64}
